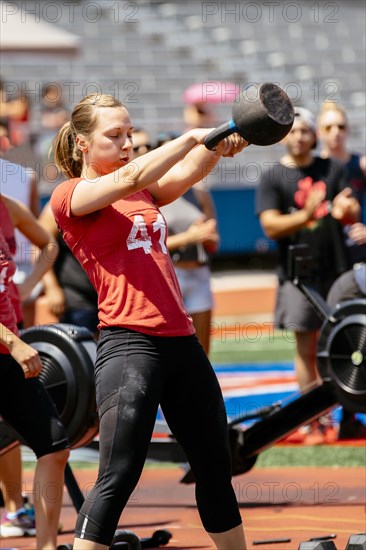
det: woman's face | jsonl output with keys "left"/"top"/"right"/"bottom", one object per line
{"left": 83, "top": 106, "right": 134, "bottom": 176}
{"left": 318, "top": 110, "right": 348, "bottom": 151}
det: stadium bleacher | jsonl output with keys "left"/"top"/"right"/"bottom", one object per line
{"left": 1, "top": 0, "right": 364, "bottom": 145}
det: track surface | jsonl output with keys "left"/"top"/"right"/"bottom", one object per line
{"left": 2, "top": 465, "right": 365, "bottom": 549}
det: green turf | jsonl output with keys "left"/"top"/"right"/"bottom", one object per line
{"left": 256, "top": 445, "right": 366, "bottom": 467}
{"left": 210, "top": 330, "right": 296, "bottom": 363}
{"left": 22, "top": 445, "right": 365, "bottom": 471}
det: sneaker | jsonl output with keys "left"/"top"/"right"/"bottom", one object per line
{"left": 302, "top": 425, "right": 326, "bottom": 445}
{"left": 24, "top": 502, "right": 35, "bottom": 521}
{"left": 0, "top": 507, "right": 36, "bottom": 537}
{"left": 338, "top": 418, "right": 366, "bottom": 440}
{"left": 280, "top": 425, "right": 309, "bottom": 444}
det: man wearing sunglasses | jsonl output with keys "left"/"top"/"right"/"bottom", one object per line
{"left": 317, "top": 102, "right": 366, "bottom": 210}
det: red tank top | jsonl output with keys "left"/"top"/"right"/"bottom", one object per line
{"left": 0, "top": 227, "right": 18, "bottom": 354}
{"left": 51, "top": 179, "right": 195, "bottom": 336}
{"left": 0, "top": 197, "right": 23, "bottom": 324}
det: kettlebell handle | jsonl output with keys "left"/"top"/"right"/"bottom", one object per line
{"left": 204, "top": 119, "right": 238, "bottom": 150}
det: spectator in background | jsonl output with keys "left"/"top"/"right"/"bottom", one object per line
{"left": 0, "top": 122, "right": 40, "bottom": 327}
{"left": 0, "top": 193, "right": 69, "bottom": 545}
{"left": 0, "top": 78, "right": 30, "bottom": 147}
{"left": 317, "top": 102, "right": 366, "bottom": 439}
{"left": 38, "top": 200, "right": 99, "bottom": 339}
{"left": 130, "top": 127, "right": 153, "bottom": 157}
{"left": 0, "top": 120, "right": 38, "bottom": 216}
{"left": 0, "top": 119, "right": 12, "bottom": 152}
{"left": 40, "top": 83, "right": 70, "bottom": 133}
{"left": 182, "top": 81, "right": 239, "bottom": 130}
{"left": 317, "top": 102, "right": 366, "bottom": 205}
{"left": 317, "top": 101, "right": 366, "bottom": 265}
{"left": 162, "top": 185, "right": 219, "bottom": 355}
{"left": 183, "top": 96, "right": 216, "bottom": 130}
{"left": 256, "top": 106, "right": 360, "bottom": 443}
{"left": 36, "top": 83, "right": 70, "bottom": 205}
{"left": 317, "top": 102, "right": 366, "bottom": 263}
{"left": 0, "top": 312, "right": 69, "bottom": 548}
{"left": 328, "top": 262, "right": 366, "bottom": 307}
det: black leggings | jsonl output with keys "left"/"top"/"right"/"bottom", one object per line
{"left": 75, "top": 328, "right": 242, "bottom": 545}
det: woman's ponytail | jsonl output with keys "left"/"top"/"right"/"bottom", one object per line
{"left": 53, "top": 121, "right": 83, "bottom": 179}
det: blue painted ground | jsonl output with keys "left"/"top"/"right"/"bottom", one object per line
{"left": 157, "top": 362, "right": 365, "bottom": 428}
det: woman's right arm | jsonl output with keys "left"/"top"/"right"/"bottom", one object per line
{"left": 71, "top": 129, "right": 210, "bottom": 216}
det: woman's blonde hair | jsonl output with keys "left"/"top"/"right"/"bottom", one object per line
{"left": 53, "top": 93, "right": 125, "bottom": 178}
{"left": 317, "top": 101, "right": 348, "bottom": 126}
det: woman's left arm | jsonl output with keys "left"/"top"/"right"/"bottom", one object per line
{"left": 5, "top": 196, "right": 59, "bottom": 301}
{"left": 150, "top": 134, "right": 248, "bottom": 206}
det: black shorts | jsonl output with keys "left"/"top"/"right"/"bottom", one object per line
{"left": 0, "top": 354, "right": 70, "bottom": 458}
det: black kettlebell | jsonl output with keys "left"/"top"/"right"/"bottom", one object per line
{"left": 204, "top": 82, "right": 294, "bottom": 149}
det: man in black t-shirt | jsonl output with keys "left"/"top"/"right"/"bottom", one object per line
{"left": 256, "top": 107, "right": 360, "bottom": 402}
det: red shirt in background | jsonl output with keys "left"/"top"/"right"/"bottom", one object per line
{"left": 0, "top": 227, "right": 18, "bottom": 353}
{"left": 0, "top": 197, "right": 23, "bottom": 325}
